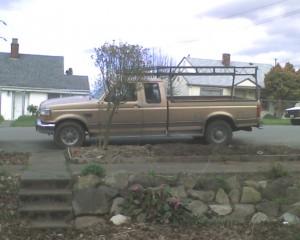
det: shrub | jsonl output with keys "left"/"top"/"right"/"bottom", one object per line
{"left": 263, "top": 114, "right": 277, "bottom": 119}
{"left": 268, "top": 161, "right": 290, "bottom": 178}
{"left": 80, "top": 163, "right": 106, "bottom": 177}
{"left": 27, "top": 104, "right": 38, "bottom": 116}
{"left": 122, "top": 184, "right": 194, "bottom": 226}
{"left": 0, "top": 115, "right": 4, "bottom": 123}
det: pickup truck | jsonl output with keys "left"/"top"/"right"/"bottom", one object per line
{"left": 36, "top": 79, "right": 261, "bottom": 148}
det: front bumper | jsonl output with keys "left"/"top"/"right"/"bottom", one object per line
{"left": 36, "top": 119, "right": 55, "bottom": 135}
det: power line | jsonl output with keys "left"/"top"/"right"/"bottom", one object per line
{"left": 250, "top": 8, "right": 300, "bottom": 27}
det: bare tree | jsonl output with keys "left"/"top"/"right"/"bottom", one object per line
{"left": 92, "top": 41, "right": 152, "bottom": 149}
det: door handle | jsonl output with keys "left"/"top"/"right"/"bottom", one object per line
{"left": 133, "top": 105, "right": 141, "bottom": 108}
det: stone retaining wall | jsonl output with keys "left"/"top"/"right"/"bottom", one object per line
{"left": 72, "top": 171, "right": 300, "bottom": 229}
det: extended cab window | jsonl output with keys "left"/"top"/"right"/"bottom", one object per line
{"left": 144, "top": 83, "right": 161, "bottom": 103}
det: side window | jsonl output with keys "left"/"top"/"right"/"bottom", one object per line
{"left": 104, "top": 84, "right": 137, "bottom": 102}
{"left": 144, "top": 83, "right": 161, "bottom": 103}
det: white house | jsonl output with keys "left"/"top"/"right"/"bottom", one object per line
{"left": 0, "top": 38, "right": 90, "bottom": 120}
{"left": 173, "top": 54, "right": 273, "bottom": 100}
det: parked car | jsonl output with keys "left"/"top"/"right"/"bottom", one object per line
{"left": 285, "top": 103, "right": 300, "bottom": 125}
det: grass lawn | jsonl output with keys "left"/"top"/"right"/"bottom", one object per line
{"left": 261, "top": 118, "right": 291, "bottom": 125}
{"left": 11, "top": 115, "right": 37, "bottom": 127}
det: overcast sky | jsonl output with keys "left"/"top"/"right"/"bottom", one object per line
{"left": 1, "top": 0, "right": 300, "bottom": 83}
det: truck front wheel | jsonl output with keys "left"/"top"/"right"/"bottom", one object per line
{"left": 205, "top": 120, "right": 232, "bottom": 145}
{"left": 54, "top": 121, "right": 85, "bottom": 148}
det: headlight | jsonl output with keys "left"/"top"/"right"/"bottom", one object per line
{"left": 39, "top": 108, "right": 51, "bottom": 116}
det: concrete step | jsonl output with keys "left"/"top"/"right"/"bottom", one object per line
{"left": 20, "top": 178, "right": 73, "bottom": 190}
{"left": 19, "top": 189, "right": 73, "bottom": 204}
{"left": 19, "top": 203, "right": 73, "bottom": 220}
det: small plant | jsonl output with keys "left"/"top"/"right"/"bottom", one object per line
{"left": 272, "top": 197, "right": 294, "bottom": 205}
{"left": 268, "top": 161, "right": 290, "bottom": 178}
{"left": 215, "top": 175, "right": 230, "bottom": 193}
{"left": 0, "top": 114, "right": 4, "bottom": 123}
{"left": 80, "top": 163, "right": 106, "bottom": 177}
{"left": 27, "top": 104, "right": 38, "bottom": 116}
{"left": 122, "top": 184, "right": 194, "bottom": 226}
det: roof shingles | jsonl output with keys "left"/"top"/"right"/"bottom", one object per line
{"left": 0, "top": 53, "right": 89, "bottom": 90}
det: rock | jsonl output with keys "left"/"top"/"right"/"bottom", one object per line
{"left": 75, "top": 216, "right": 105, "bottom": 229}
{"left": 73, "top": 186, "right": 118, "bottom": 216}
{"left": 227, "top": 176, "right": 241, "bottom": 190}
{"left": 76, "top": 175, "right": 102, "bottom": 190}
{"left": 255, "top": 202, "right": 279, "bottom": 218}
{"left": 137, "top": 213, "right": 147, "bottom": 223}
{"left": 261, "top": 177, "right": 293, "bottom": 200}
{"left": 170, "top": 185, "right": 187, "bottom": 199}
{"left": 187, "top": 200, "right": 209, "bottom": 216}
{"left": 215, "top": 188, "right": 229, "bottom": 204}
{"left": 177, "top": 172, "right": 198, "bottom": 189}
{"left": 240, "top": 187, "right": 261, "bottom": 203}
{"left": 280, "top": 212, "right": 300, "bottom": 224}
{"left": 233, "top": 204, "right": 255, "bottom": 218}
{"left": 243, "top": 180, "right": 258, "bottom": 189}
{"left": 110, "top": 197, "right": 125, "bottom": 215}
{"left": 186, "top": 189, "right": 215, "bottom": 202}
{"left": 200, "top": 178, "right": 222, "bottom": 191}
{"left": 281, "top": 202, "right": 300, "bottom": 217}
{"left": 104, "top": 171, "right": 129, "bottom": 190}
{"left": 287, "top": 187, "right": 300, "bottom": 202}
{"left": 258, "top": 181, "right": 267, "bottom": 189}
{"left": 228, "top": 189, "right": 240, "bottom": 204}
{"left": 110, "top": 214, "right": 131, "bottom": 225}
{"left": 209, "top": 204, "right": 232, "bottom": 216}
{"left": 251, "top": 212, "right": 269, "bottom": 224}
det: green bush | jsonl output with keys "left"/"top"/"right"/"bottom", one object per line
{"left": 122, "top": 184, "right": 195, "bottom": 226}
{"left": 80, "top": 163, "right": 106, "bottom": 177}
{"left": 0, "top": 115, "right": 4, "bottom": 123}
{"left": 263, "top": 114, "right": 277, "bottom": 119}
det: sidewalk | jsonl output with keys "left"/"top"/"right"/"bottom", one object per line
{"left": 0, "top": 120, "right": 12, "bottom": 127}
{"left": 2, "top": 151, "right": 300, "bottom": 176}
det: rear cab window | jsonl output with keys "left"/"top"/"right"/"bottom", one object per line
{"left": 144, "top": 83, "right": 161, "bottom": 104}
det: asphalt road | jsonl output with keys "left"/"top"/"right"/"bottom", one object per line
{"left": 0, "top": 125, "right": 300, "bottom": 153}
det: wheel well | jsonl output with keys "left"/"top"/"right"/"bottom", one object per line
{"left": 204, "top": 116, "right": 235, "bottom": 132}
{"left": 55, "top": 119, "right": 88, "bottom": 133}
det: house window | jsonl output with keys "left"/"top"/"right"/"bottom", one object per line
{"left": 48, "top": 93, "right": 61, "bottom": 99}
{"left": 200, "top": 88, "right": 223, "bottom": 96}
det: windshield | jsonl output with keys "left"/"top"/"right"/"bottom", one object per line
{"left": 90, "top": 87, "right": 105, "bottom": 99}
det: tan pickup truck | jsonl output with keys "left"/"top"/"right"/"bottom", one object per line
{"left": 36, "top": 79, "right": 261, "bottom": 148}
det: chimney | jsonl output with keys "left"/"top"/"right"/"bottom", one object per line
{"left": 222, "top": 53, "right": 230, "bottom": 66}
{"left": 11, "top": 38, "right": 19, "bottom": 58}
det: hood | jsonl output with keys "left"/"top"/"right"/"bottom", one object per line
{"left": 40, "top": 96, "right": 98, "bottom": 109}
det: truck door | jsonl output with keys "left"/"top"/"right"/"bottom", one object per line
{"left": 142, "top": 82, "right": 167, "bottom": 135}
{"left": 99, "top": 84, "right": 143, "bottom": 136}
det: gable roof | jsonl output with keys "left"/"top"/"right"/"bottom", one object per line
{"left": 0, "top": 52, "right": 89, "bottom": 91}
{"left": 179, "top": 57, "right": 273, "bottom": 89}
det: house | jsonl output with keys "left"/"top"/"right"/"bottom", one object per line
{"left": 173, "top": 54, "right": 273, "bottom": 100}
{"left": 0, "top": 38, "right": 90, "bottom": 120}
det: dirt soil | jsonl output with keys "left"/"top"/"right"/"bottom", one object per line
{"left": 68, "top": 143, "right": 300, "bottom": 163}
{"left": 1, "top": 144, "right": 300, "bottom": 239}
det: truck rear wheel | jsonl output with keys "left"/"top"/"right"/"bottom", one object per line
{"left": 205, "top": 120, "right": 232, "bottom": 145}
{"left": 54, "top": 121, "right": 85, "bottom": 148}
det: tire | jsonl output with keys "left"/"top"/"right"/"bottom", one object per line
{"left": 54, "top": 121, "right": 85, "bottom": 148}
{"left": 290, "top": 119, "right": 300, "bottom": 125}
{"left": 205, "top": 120, "right": 232, "bottom": 145}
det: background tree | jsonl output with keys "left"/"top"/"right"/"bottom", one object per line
{"left": 264, "top": 62, "right": 300, "bottom": 117}
{"left": 92, "top": 41, "right": 152, "bottom": 149}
